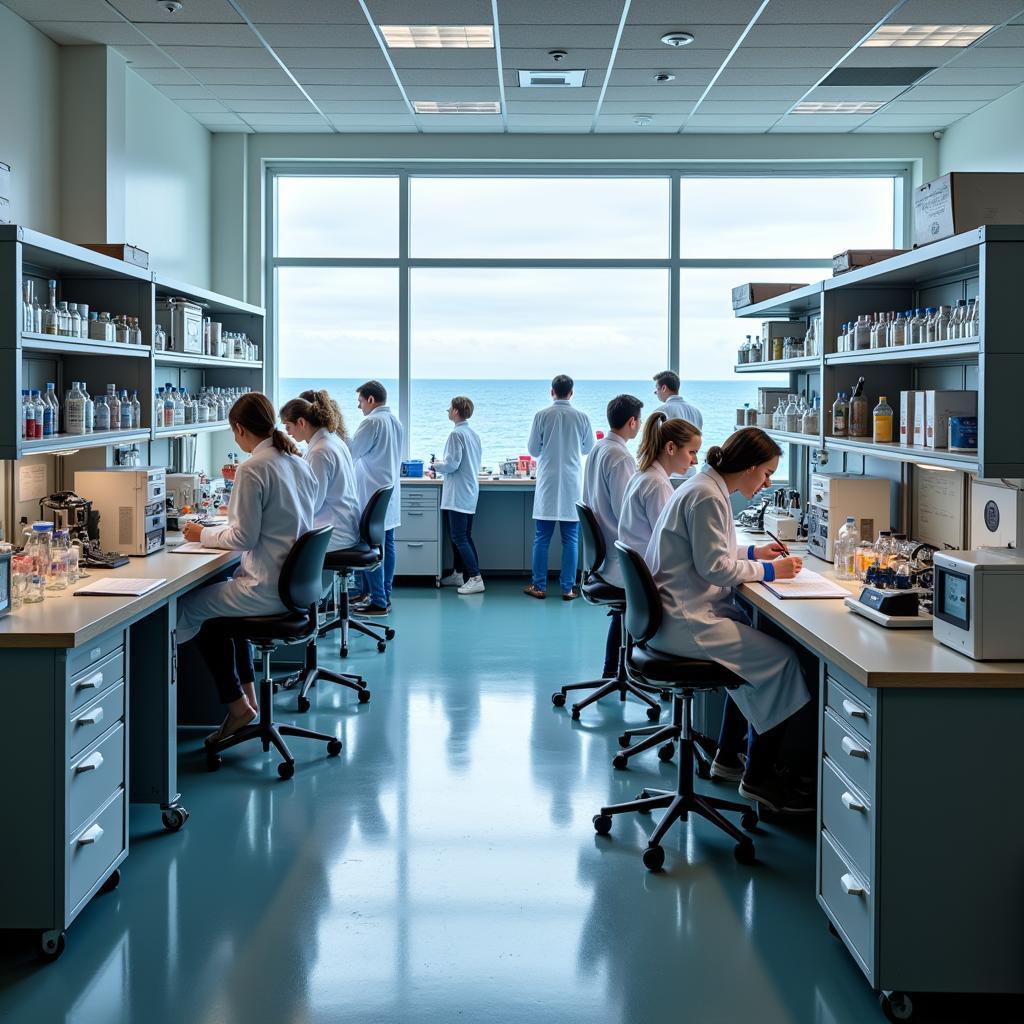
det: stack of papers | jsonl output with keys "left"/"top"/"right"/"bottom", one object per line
{"left": 75, "top": 578, "right": 166, "bottom": 597}
{"left": 760, "top": 568, "right": 850, "bottom": 600}
{"left": 170, "top": 542, "right": 222, "bottom": 554}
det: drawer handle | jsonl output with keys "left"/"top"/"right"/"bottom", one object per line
{"left": 840, "top": 872, "right": 866, "bottom": 897}
{"left": 406, "top": 543, "right": 424, "bottom": 548}
{"left": 76, "top": 707, "right": 105, "bottom": 727}
{"left": 77, "top": 823, "right": 104, "bottom": 846}
{"left": 75, "top": 752, "right": 104, "bottom": 773}
{"left": 841, "top": 735, "right": 868, "bottom": 759}
{"left": 76, "top": 671, "right": 104, "bottom": 691}
{"left": 408, "top": 511, "right": 424, "bottom": 517}
{"left": 841, "top": 698, "right": 868, "bottom": 720}
{"left": 841, "top": 791, "right": 866, "bottom": 813}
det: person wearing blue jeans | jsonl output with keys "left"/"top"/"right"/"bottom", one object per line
{"left": 531, "top": 519, "right": 580, "bottom": 595}
{"left": 364, "top": 528, "right": 396, "bottom": 608}
{"left": 448, "top": 511, "right": 480, "bottom": 579}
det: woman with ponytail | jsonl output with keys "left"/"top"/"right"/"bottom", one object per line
{"left": 644, "top": 426, "right": 814, "bottom": 814}
{"left": 177, "top": 391, "right": 319, "bottom": 743}
{"left": 281, "top": 389, "right": 361, "bottom": 552}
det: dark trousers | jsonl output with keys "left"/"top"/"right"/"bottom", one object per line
{"left": 603, "top": 610, "right": 622, "bottom": 677}
{"left": 196, "top": 619, "right": 256, "bottom": 705}
{"left": 448, "top": 510, "right": 480, "bottom": 578}
{"left": 718, "top": 691, "right": 817, "bottom": 780}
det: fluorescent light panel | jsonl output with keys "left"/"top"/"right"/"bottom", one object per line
{"left": 863, "top": 24, "right": 993, "bottom": 47}
{"left": 380, "top": 25, "right": 494, "bottom": 48}
{"left": 792, "top": 100, "right": 885, "bottom": 114}
{"left": 413, "top": 101, "right": 501, "bottom": 114}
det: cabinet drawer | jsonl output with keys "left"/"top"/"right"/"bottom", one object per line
{"left": 821, "top": 757, "right": 873, "bottom": 881}
{"left": 69, "top": 724, "right": 125, "bottom": 835}
{"left": 68, "top": 648, "right": 124, "bottom": 714}
{"left": 68, "top": 789, "right": 125, "bottom": 913}
{"left": 826, "top": 675, "right": 873, "bottom": 744}
{"left": 68, "top": 683, "right": 125, "bottom": 760}
{"left": 819, "top": 830, "right": 873, "bottom": 980}
{"left": 402, "top": 489, "right": 439, "bottom": 508}
{"left": 823, "top": 708, "right": 874, "bottom": 799}
{"left": 396, "top": 541, "right": 440, "bottom": 576}
{"left": 68, "top": 631, "right": 124, "bottom": 679}
{"left": 395, "top": 509, "right": 439, "bottom": 542}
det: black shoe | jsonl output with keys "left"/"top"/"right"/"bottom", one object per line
{"left": 359, "top": 603, "right": 391, "bottom": 617}
{"left": 738, "top": 773, "right": 815, "bottom": 814}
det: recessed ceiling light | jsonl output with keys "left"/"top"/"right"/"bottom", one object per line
{"left": 863, "top": 24, "right": 993, "bottom": 47}
{"left": 792, "top": 101, "right": 886, "bottom": 114}
{"left": 661, "top": 32, "right": 695, "bottom": 47}
{"left": 413, "top": 101, "right": 501, "bottom": 114}
{"left": 633, "top": 114, "right": 654, "bottom": 126}
{"left": 380, "top": 25, "right": 494, "bottom": 48}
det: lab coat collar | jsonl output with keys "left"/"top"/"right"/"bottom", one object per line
{"left": 253, "top": 437, "right": 274, "bottom": 455}
{"left": 605, "top": 431, "right": 628, "bottom": 449}
{"left": 308, "top": 427, "right": 329, "bottom": 450}
{"left": 369, "top": 405, "right": 392, "bottom": 416}
{"left": 552, "top": 399, "right": 571, "bottom": 406}
{"left": 649, "top": 461, "right": 669, "bottom": 481}
{"left": 700, "top": 462, "right": 731, "bottom": 503}
{"left": 453, "top": 420, "right": 469, "bottom": 430}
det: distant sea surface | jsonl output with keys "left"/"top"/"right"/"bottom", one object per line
{"left": 280, "top": 377, "right": 789, "bottom": 477}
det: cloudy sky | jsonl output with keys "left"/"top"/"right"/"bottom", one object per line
{"left": 276, "top": 175, "right": 894, "bottom": 382}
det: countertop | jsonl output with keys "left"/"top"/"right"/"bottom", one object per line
{"left": 402, "top": 476, "right": 538, "bottom": 489}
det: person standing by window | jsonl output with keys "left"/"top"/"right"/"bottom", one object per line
{"left": 652, "top": 370, "right": 703, "bottom": 429}
{"left": 524, "top": 374, "right": 595, "bottom": 601}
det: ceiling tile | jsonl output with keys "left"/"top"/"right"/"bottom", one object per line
{"left": 500, "top": 24, "right": 620, "bottom": 48}
{"left": 948, "top": 47, "right": 1024, "bottom": 67}
{"left": 155, "top": 84, "right": 218, "bottom": 100}
{"left": 273, "top": 47, "right": 388, "bottom": 68}
{"left": 192, "top": 67, "right": 294, "bottom": 85}
{"left": 177, "top": 99, "right": 236, "bottom": 114}
{"left": 317, "top": 100, "right": 414, "bottom": 113}
{"left": 924, "top": 66, "right": 1024, "bottom": 85}
{"left": 234, "top": 0, "right": 366, "bottom": 23}
{"left": 327, "top": 115, "right": 418, "bottom": 127}
{"left": 400, "top": 69, "right": 507, "bottom": 86}
{"left": 975, "top": 26, "right": 1024, "bottom": 46}
{"left": 405, "top": 86, "right": 500, "bottom": 101}
{"left": 602, "top": 86, "right": 705, "bottom": 101}
{"left": 0, "top": 0, "right": 117, "bottom": 19}
{"left": 292, "top": 68, "right": 397, "bottom": 86}
{"left": 626, "top": 1, "right": 764, "bottom": 24}
{"left": 841, "top": 48, "right": 947, "bottom": 68}
{"left": 131, "top": 67, "right": 198, "bottom": 86}
{"left": 110, "top": 45, "right": 175, "bottom": 68}
{"left": 777, "top": 113, "right": 871, "bottom": 127}
{"left": 895, "top": 0, "right": 1023, "bottom": 21}
{"left": 191, "top": 111, "right": 246, "bottom": 126}
{"left": 608, "top": 67, "right": 717, "bottom": 86}
{"left": 368, "top": 0, "right": 492, "bottom": 22}
{"left": 387, "top": 48, "right": 499, "bottom": 69}
{"left": 730, "top": 47, "right": 850, "bottom": 68}
{"left": 498, "top": 1, "right": 624, "bottom": 24}
{"left": 506, "top": 100, "right": 598, "bottom": 114}
{"left": 505, "top": 87, "right": 602, "bottom": 104}
{"left": 210, "top": 84, "right": 307, "bottom": 100}
{"left": 903, "top": 83, "right": 1015, "bottom": 100}
{"left": 95, "top": 0, "right": 243, "bottom": 22}
{"left": 242, "top": 112, "right": 333, "bottom": 126}
{"left": 706, "top": 85, "right": 808, "bottom": 101}
{"left": 859, "top": 113, "right": 951, "bottom": 126}
{"left": 758, "top": 0, "right": 894, "bottom": 23}
{"left": 686, "top": 113, "right": 780, "bottom": 125}
{"left": 163, "top": 46, "right": 279, "bottom": 68}
{"left": 223, "top": 99, "right": 319, "bottom": 113}
{"left": 716, "top": 67, "right": 830, "bottom": 86}
{"left": 305, "top": 84, "right": 408, "bottom": 101}
{"left": 619, "top": 25, "right": 747, "bottom": 50}
{"left": 256, "top": 23, "right": 379, "bottom": 48}
{"left": 694, "top": 100, "right": 793, "bottom": 113}
{"left": 881, "top": 100, "right": 989, "bottom": 114}
{"left": 135, "top": 23, "right": 257, "bottom": 46}
{"left": 32, "top": 22, "right": 148, "bottom": 45}
{"left": 613, "top": 48, "right": 734, "bottom": 68}
{"left": 506, "top": 115, "right": 595, "bottom": 126}
{"left": 601, "top": 101, "right": 697, "bottom": 114}
{"left": 682, "top": 125, "right": 768, "bottom": 133}
{"left": 804, "top": 85, "right": 907, "bottom": 101}
{"left": 742, "top": 24, "right": 875, "bottom": 48}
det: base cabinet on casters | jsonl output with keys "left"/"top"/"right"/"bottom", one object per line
{"left": 397, "top": 486, "right": 442, "bottom": 583}
{"left": 0, "top": 628, "right": 129, "bottom": 961}
{"left": 817, "top": 662, "right": 1024, "bottom": 1014}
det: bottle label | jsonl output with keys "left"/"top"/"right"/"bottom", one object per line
{"left": 874, "top": 415, "right": 893, "bottom": 444}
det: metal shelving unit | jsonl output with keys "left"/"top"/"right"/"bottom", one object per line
{"left": 154, "top": 351, "right": 262, "bottom": 370}
{"left": 824, "top": 436, "right": 977, "bottom": 472}
{"left": 735, "top": 355, "right": 819, "bottom": 374}
{"left": 22, "top": 429, "right": 150, "bottom": 456}
{"left": 152, "top": 423, "right": 231, "bottom": 439}
{"left": 22, "top": 334, "right": 151, "bottom": 359}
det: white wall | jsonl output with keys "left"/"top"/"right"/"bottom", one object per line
{"left": 124, "top": 68, "right": 212, "bottom": 287}
{"left": 938, "top": 85, "right": 1024, "bottom": 173}
{"left": 0, "top": 4, "right": 60, "bottom": 234}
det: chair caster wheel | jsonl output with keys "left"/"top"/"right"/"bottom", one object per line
{"left": 340, "top": 647, "right": 349, "bottom": 658}
{"left": 385, "top": 628, "right": 396, "bottom": 640}
{"left": 327, "top": 738, "right": 342, "bottom": 757}
{"left": 277, "top": 760, "right": 295, "bottom": 780}
{"left": 657, "top": 743, "right": 675, "bottom": 763}
{"left": 100, "top": 868, "right": 121, "bottom": 893}
{"left": 551, "top": 692, "right": 566, "bottom": 707}
{"left": 694, "top": 758, "right": 712, "bottom": 780}
{"left": 38, "top": 929, "right": 66, "bottom": 962}
{"left": 734, "top": 841, "right": 756, "bottom": 865}
{"left": 828, "top": 920, "right": 840, "bottom": 939}
{"left": 272, "top": 682, "right": 279, "bottom": 694}
{"left": 377, "top": 641, "right": 387, "bottom": 653}
{"left": 659, "top": 689, "right": 671, "bottom": 701}
{"left": 879, "top": 991, "right": 914, "bottom": 1022}
{"left": 205, "top": 752, "right": 222, "bottom": 772}
{"left": 612, "top": 753, "right": 628, "bottom": 770}
{"left": 570, "top": 707, "right": 581, "bottom": 720}
{"left": 592, "top": 814, "right": 612, "bottom": 836}
{"left": 645, "top": 706, "right": 661, "bottom": 721}
{"left": 618, "top": 733, "right": 631, "bottom": 748}
{"left": 162, "top": 806, "right": 189, "bottom": 831}
{"left": 297, "top": 696, "right": 311, "bottom": 713}
{"left": 634, "top": 793, "right": 652, "bottom": 812}
{"left": 741, "top": 810, "right": 759, "bottom": 831}
{"left": 358, "top": 689, "right": 371, "bottom": 703}
{"left": 642, "top": 845, "right": 665, "bottom": 871}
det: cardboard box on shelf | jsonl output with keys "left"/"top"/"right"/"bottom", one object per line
{"left": 761, "top": 320, "right": 804, "bottom": 341}
{"left": 912, "top": 390, "right": 926, "bottom": 447}
{"left": 899, "top": 390, "right": 916, "bottom": 446}
{"left": 731, "top": 282, "right": 808, "bottom": 310}
{"left": 832, "top": 249, "right": 907, "bottom": 274}
{"left": 80, "top": 243, "right": 150, "bottom": 269}
{"left": 913, "top": 172, "right": 1024, "bottom": 247}
{"left": 924, "top": 390, "right": 978, "bottom": 449}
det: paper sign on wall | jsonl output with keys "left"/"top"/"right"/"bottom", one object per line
{"left": 18, "top": 463, "right": 47, "bottom": 502}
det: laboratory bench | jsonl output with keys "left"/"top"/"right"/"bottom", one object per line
{"left": 729, "top": 530, "right": 1024, "bottom": 1015}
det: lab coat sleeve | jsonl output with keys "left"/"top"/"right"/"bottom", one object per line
{"left": 609, "top": 454, "right": 636, "bottom": 511}
{"left": 687, "top": 495, "right": 765, "bottom": 586}
{"left": 527, "top": 413, "right": 543, "bottom": 458}
{"left": 580, "top": 414, "right": 596, "bottom": 456}
{"left": 433, "top": 431, "right": 462, "bottom": 474}
{"left": 348, "top": 417, "right": 377, "bottom": 462}
{"left": 305, "top": 445, "right": 330, "bottom": 512}
{"left": 201, "top": 465, "right": 263, "bottom": 552}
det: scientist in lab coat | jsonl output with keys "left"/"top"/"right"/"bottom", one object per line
{"left": 524, "top": 374, "right": 595, "bottom": 600}
{"left": 349, "top": 380, "right": 404, "bottom": 616}
{"left": 645, "top": 426, "right": 814, "bottom": 814}
{"left": 280, "top": 388, "right": 361, "bottom": 551}
{"left": 582, "top": 394, "right": 642, "bottom": 676}
{"left": 651, "top": 369, "right": 703, "bottom": 429}
{"left": 178, "top": 392, "right": 319, "bottom": 744}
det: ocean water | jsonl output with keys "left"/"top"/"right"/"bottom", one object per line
{"left": 279, "top": 377, "right": 789, "bottom": 477}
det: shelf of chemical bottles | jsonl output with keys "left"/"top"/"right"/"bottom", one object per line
{"left": 154, "top": 351, "right": 262, "bottom": 370}
{"left": 21, "top": 428, "right": 150, "bottom": 456}
{"left": 735, "top": 425, "right": 819, "bottom": 448}
{"left": 152, "top": 422, "right": 232, "bottom": 439}
{"left": 732, "top": 282, "right": 823, "bottom": 321}
{"left": 824, "top": 434, "right": 978, "bottom": 472}
{"left": 733, "top": 355, "right": 820, "bottom": 374}
{"left": 21, "top": 332, "right": 151, "bottom": 359}
{"left": 823, "top": 338, "right": 980, "bottom": 367}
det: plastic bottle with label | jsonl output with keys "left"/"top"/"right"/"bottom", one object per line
{"left": 873, "top": 395, "right": 894, "bottom": 444}
{"left": 831, "top": 392, "right": 848, "bottom": 437}
{"left": 834, "top": 517, "right": 860, "bottom": 580}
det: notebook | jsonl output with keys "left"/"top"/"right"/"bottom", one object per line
{"left": 169, "top": 542, "right": 222, "bottom": 554}
{"left": 760, "top": 568, "right": 849, "bottom": 600}
{"left": 75, "top": 577, "right": 166, "bottom": 597}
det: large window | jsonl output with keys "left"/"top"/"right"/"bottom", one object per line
{"left": 272, "top": 169, "right": 900, "bottom": 472}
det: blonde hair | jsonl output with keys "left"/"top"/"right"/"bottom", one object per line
{"left": 279, "top": 388, "right": 348, "bottom": 442}
{"left": 636, "top": 412, "right": 701, "bottom": 472}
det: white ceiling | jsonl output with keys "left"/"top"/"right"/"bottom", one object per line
{"left": 5, "top": 0, "right": 1024, "bottom": 134}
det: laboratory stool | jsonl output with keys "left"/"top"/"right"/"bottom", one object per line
{"left": 550, "top": 502, "right": 661, "bottom": 721}
{"left": 205, "top": 525, "right": 343, "bottom": 780}
{"left": 592, "top": 542, "right": 758, "bottom": 871}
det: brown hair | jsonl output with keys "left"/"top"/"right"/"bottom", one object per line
{"left": 706, "top": 427, "right": 781, "bottom": 475}
{"left": 280, "top": 388, "right": 349, "bottom": 441}
{"left": 229, "top": 392, "right": 298, "bottom": 456}
{"left": 357, "top": 379, "right": 387, "bottom": 404}
{"left": 653, "top": 370, "right": 680, "bottom": 393}
{"left": 637, "top": 412, "right": 701, "bottom": 472}
{"left": 451, "top": 395, "right": 474, "bottom": 420}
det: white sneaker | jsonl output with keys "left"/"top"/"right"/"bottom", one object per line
{"left": 440, "top": 572, "right": 464, "bottom": 588}
{"left": 457, "top": 576, "right": 485, "bottom": 595}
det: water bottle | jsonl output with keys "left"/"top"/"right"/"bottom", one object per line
{"left": 28, "top": 522, "right": 53, "bottom": 599}
{"left": 49, "top": 530, "right": 69, "bottom": 591}
{"left": 66, "top": 534, "right": 80, "bottom": 585}
{"left": 120, "top": 390, "right": 132, "bottom": 430}
{"left": 833, "top": 516, "right": 859, "bottom": 580}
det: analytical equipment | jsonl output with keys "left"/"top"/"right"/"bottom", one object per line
{"left": 75, "top": 468, "right": 166, "bottom": 556}
{"left": 807, "top": 473, "right": 891, "bottom": 563}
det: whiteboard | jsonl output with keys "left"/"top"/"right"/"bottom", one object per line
{"left": 912, "top": 467, "right": 965, "bottom": 550}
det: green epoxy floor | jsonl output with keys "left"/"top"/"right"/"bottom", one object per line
{"left": 0, "top": 580, "right": 1014, "bottom": 1023}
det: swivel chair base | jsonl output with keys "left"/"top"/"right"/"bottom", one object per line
{"left": 205, "top": 649, "right": 342, "bottom": 780}
{"left": 594, "top": 689, "right": 758, "bottom": 871}
{"left": 291, "top": 633, "right": 371, "bottom": 713}
{"left": 614, "top": 720, "right": 718, "bottom": 774}
{"left": 319, "top": 570, "right": 395, "bottom": 656}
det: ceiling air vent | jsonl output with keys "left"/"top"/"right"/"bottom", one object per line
{"left": 517, "top": 70, "right": 587, "bottom": 88}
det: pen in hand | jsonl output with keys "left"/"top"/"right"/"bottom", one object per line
{"left": 764, "top": 529, "right": 790, "bottom": 557}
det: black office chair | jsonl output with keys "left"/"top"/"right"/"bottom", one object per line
{"left": 550, "top": 503, "right": 661, "bottom": 721}
{"left": 592, "top": 541, "right": 758, "bottom": 871}
{"left": 204, "top": 526, "right": 343, "bottom": 780}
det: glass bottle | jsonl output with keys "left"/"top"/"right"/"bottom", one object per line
{"left": 68, "top": 303, "right": 82, "bottom": 339}
{"left": 834, "top": 517, "right": 859, "bottom": 580}
{"left": 853, "top": 315, "right": 871, "bottom": 351}
{"left": 21, "top": 390, "right": 34, "bottom": 440}
{"left": 173, "top": 387, "right": 185, "bottom": 427}
{"left": 909, "top": 307, "right": 925, "bottom": 344}
{"left": 25, "top": 523, "right": 52, "bottom": 602}
{"left": 64, "top": 383, "right": 87, "bottom": 435}
{"left": 65, "top": 532, "right": 80, "bottom": 585}
{"left": 106, "top": 386, "right": 121, "bottom": 431}
{"left": 115, "top": 315, "right": 130, "bottom": 345}
{"left": 933, "top": 304, "right": 950, "bottom": 342}
{"left": 99, "top": 312, "right": 115, "bottom": 342}
{"left": 56, "top": 301, "right": 71, "bottom": 337}
{"left": 831, "top": 392, "right": 848, "bottom": 437}
{"left": 48, "top": 530, "right": 69, "bottom": 591}
{"left": 784, "top": 394, "right": 800, "bottom": 432}
{"left": 130, "top": 316, "right": 143, "bottom": 345}
{"left": 968, "top": 296, "right": 980, "bottom": 338}
{"left": 869, "top": 314, "right": 881, "bottom": 349}
{"left": 94, "top": 392, "right": 110, "bottom": 431}
{"left": 164, "top": 388, "right": 176, "bottom": 428}
{"left": 154, "top": 323, "right": 167, "bottom": 352}
{"left": 849, "top": 388, "right": 869, "bottom": 439}
{"left": 119, "top": 390, "right": 132, "bottom": 430}
{"left": 875, "top": 530, "right": 893, "bottom": 569}
{"left": 130, "top": 390, "right": 141, "bottom": 430}
{"left": 801, "top": 397, "right": 819, "bottom": 435}
{"left": 22, "top": 280, "right": 34, "bottom": 332}
{"left": 77, "top": 303, "right": 90, "bottom": 338}
{"left": 922, "top": 306, "right": 937, "bottom": 343}
{"left": 197, "top": 390, "right": 210, "bottom": 424}
{"left": 80, "top": 383, "right": 94, "bottom": 433}
{"left": 42, "top": 280, "right": 59, "bottom": 335}
{"left": 43, "top": 383, "right": 58, "bottom": 437}
{"left": 873, "top": 395, "right": 894, "bottom": 444}
{"left": 30, "top": 390, "right": 43, "bottom": 439}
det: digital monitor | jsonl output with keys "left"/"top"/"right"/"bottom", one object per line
{"left": 938, "top": 568, "right": 969, "bottom": 628}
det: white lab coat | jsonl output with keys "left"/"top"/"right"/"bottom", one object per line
{"left": 655, "top": 394, "right": 703, "bottom": 430}
{"left": 528, "top": 400, "right": 595, "bottom": 522}
{"left": 434, "top": 420, "right": 482, "bottom": 514}
{"left": 644, "top": 463, "right": 809, "bottom": 734}
{"left": 581, "top": 433, "right": 636, "bottom": 587}
{"left": 176, "top": 438, "right": 318, "bottom": 645}
{"left": 618, "top": 463, "right": 674, "bottom": 566}
{"left": 349, "top": 405, "right": 403, "bottom": 531}
{"left": 305, "top": 427, "right": 361, "bottom": 551}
